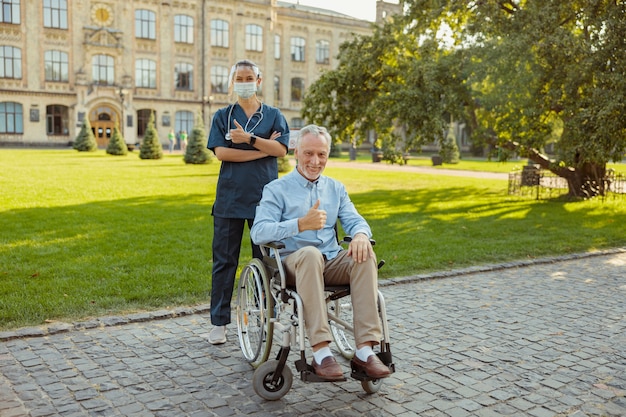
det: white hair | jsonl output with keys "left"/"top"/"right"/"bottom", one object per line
{"left": 296, "top": 124, "right": 332, "bottom": 153}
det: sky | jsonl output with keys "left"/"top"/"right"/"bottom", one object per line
{"left": 281, "top": 0, "right": 381, "bottom": 22}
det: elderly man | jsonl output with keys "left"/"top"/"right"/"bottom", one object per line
{"left": 250, "top": 124, "right": 391, "bottom": 381}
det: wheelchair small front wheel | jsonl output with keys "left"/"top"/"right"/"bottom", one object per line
{"left": 253, "top": 359, "right": 293, "bottom": 401}
{"left": 361, "top": 378, "right": 383, "bottom": 394}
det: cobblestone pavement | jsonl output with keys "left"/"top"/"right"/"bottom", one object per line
{"left": 1, "top": 250, "right": 625, "bottom": 417}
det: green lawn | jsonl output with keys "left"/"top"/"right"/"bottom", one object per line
{"left": 1, "top": 149, "right": 625, "bottom": 330}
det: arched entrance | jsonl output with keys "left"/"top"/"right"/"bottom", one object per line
{"left": 90, "top": 105, "right": 121, "bottom": 148}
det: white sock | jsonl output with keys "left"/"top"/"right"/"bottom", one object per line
{"left": 313, "top": 347, "right": 333, "bottom": 364}
{"left": 356, "top": 346, "right": 375, "bottom": 362}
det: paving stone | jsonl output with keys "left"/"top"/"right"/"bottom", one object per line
{"left": 0, "top": 251, "right": 624, "bottom": 416}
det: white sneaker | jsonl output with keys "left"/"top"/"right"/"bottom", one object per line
{"left": 209, "top": 326, "right": 227, "bottom": 345}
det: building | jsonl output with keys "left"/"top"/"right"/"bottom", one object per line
{"left": 0, "top": 0, "right": 401, "bottom": 148}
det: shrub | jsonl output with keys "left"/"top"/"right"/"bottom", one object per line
{"left": 278, "top": 156, "right": 291, "bottom": 172}
{"left": 184, "top": 114, "right": 213, "bottom": 164}
{"left": 139, "top": 112, "right": 163, "bottom": 159}
{"left": 73, "top": 119, "right": 97, "bottom": 152}
{"left": 106, "top": 124, "right": 128, "bottom": 156}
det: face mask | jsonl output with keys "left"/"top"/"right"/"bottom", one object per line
{"left": 233, "top": 82, "right": 257, "bottom": 99}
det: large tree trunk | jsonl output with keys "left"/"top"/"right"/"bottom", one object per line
{"left": 503, "top": 141, "right": 607, "bottom": 198}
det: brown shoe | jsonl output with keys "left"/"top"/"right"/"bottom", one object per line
{"left": 312, "top": 356, "right": 344, "bottom": 381}
{"left": 351, "top": 355, "right": 392, "bottom": 379}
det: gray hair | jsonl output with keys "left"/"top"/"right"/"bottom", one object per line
{"left": 296, "top": 124, "right": 332, "bottom": 153}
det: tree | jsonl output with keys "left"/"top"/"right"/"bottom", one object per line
{"left": 139, "top": 111, "right": 163, "bottom": 159}
{"left": 184, "top": 114, "right": 213, "bottom": 164}
{"left": 73, "top": 118, "right": 97, "bottom": 152}
{"left": 302, "top": 1, "right": 626, "bottom": 197}
{"left": 106, "top": 123, "right": 128, "bottom": 156}
{"left": 440, "top": 125, "right": 460, "bottom": 164}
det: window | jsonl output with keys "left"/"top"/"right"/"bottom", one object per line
{"left": 43, "top": 0, "right": 67, "bottom": 29}
{"left": 291, "top": 117, "right": 304, "bottom": 129}
{"left": 210, "top": 19, "right": 229, "bottom": 48}
{"left": 44, "top": 50, "right": 68, "bottom": 82}
{"left": 46, "top": 105, "right": 69, "bottom": 135}
{"left": 175, "top": 63, "right": 193, "bottom": 90}
{"left": 245, "top": 24, "right": 263, "bottom": 52}
{"left": 316, "top": 40, "right": 330, "bottom": 65}
{"left": 137, "top": 109, "right": 156, "bottom": 137}
{"left": 135, "top": 9, "right": 156, "bottom": 40}
{"left": 274, "top": 75, "right": 280, "bottom": 102}
{"left": 92, "top": 54, "right": 114, "bottom": 85}
{"left": 0, "top": 102, "right": 23, "bottom": 133}
{"left": 1, "top": 0, "right": 20, "bottom": 24}
{"left": 274, "top": 34, "right": 281, "bottom": 60}
{"left": 291, "top": 37, "right": 305, "bottom": 62}
{"left": 175, "top": 111, "right": 194, "bottom": 136}
{"left": 210, "top": 65, "right": 229, "bottom": 94}
{"left": 136, "top": 59, "right": 156, "bottom": 88}
{"left": 0, "top": 46, "right": 22, "bottom": 79}
{"left": 174, "top": 14, "right": 193, "bottom": 43}
{"left": 291, "top": 77, "right": 304, "bottom": 101}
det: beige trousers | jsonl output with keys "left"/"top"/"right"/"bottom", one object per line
{"left": 283, "top": 246, "right": 382, "bottom": 348}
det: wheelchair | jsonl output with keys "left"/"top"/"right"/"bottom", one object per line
{"left": 235, "top": 237, "right": 395, "bottom": 401}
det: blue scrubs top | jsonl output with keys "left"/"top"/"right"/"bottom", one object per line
{"left": 207, "top": 102, "right": 290, "bottom": 219}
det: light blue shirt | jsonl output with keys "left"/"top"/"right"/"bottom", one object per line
{"left": 250, "top": 168, "right": 372, "bottom": 260}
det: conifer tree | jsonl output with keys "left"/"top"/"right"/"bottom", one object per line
{"left": 184, "top": 114, "right": 213, "bottom": 164}
{"left": 106, "top": 123, "right": 128, "bottom": 156}
{"left": 440, "top": 125, "right": 460, "bottom": 164}
{"left": 139, "top": 111, "right": 163, "bottom": 159}
{"left": 73, "top": 118, "right": 97, "bottom": 152}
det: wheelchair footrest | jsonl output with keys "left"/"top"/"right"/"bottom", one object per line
{"left": 296, "top": 359, "right": 347, "bottom": 383}
{"left": 350, "top": 352, "right": 395, "bottom": 381}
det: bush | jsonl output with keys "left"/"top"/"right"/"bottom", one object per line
{"left": 184, "top": 114, "right": 213, "bottom": 164}
{"left": 73, "top": 119, "right": 97, "bottom": 152}
{"left": 278, "top": 156, "right": 291, "bottom": 172}
{"left": 106, "top": 124, "right": 128, "bottom": 156}
{"left": 139, "top": 112, "right": 163, "bottom": 159}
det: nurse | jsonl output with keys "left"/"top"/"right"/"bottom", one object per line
{"left": 206, "top": 59, "right": 290, "bottom": 345}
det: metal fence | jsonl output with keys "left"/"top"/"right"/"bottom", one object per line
{"left": 508, "top": 167, "right": 626, "bottom": 200}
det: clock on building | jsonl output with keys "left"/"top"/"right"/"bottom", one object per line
{"left": 91, "top": 4, "right": 113, "bottom": 26}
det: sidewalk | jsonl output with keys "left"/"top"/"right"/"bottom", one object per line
{"left": 1, "top": 249, "right": 624, "bottom": 416}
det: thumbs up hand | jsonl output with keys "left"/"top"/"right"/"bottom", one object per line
{"left": 298, "top": 199, "right": 326, "bottom": 231}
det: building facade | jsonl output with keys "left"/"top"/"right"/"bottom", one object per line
{"left": 0, "top": 0, "right": 401, "bottom": 148}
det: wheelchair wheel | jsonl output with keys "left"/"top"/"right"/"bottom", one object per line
{"left": 328, "top": 298, "right": 355, "bottom": 359}
{"left": 253, "top": 359, "right": 293, "bottom": 401}
{"left": 236, "top": 258, "right": 273, "bottom": 368}
{"left": 361, "top": 378, "right": 383, "bottom": 394}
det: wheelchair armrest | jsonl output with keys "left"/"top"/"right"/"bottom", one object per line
{"left": 263, "top": 241, "right": 286, "bottom": 250}
{"left": 340, "top": 236, "right": 376, "bottom": 246}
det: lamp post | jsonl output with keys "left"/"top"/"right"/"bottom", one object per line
{"left": 202, "top": 95, "right": 214, "bottom": 128}
{"left": 118, "top": 86, "right": 128, "bottom": 134}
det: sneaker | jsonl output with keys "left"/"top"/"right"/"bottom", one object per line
{"left": 209, "top": 325, "right": 227, "bottom": 345}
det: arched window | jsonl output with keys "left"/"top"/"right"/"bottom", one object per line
{"left": 290, "top": 37, "right": 305, "bottom": 62}
{"left": 174, "top": 15, "right": 193, "bottom": 43}
{"left": 291, "top": 77, "right": 305, "bottom": 101}
{"left": 46, "top": 105, "right": 69, "bottom": 135}
{"left": 175, "top": 111, "right": 194, "bottom": 136}
{"left": 245, "top": 24, "right": 263, "bottom": 52}
{"left": 0, "top": 102, "right": 23, "bottom": 133}
{"left": 44, "top": 50, "right": 69, "bottom": 82}
{"left": 211, "top": 19, "right": 229, "bottom": 48}
{"left": 0, "top": 46, "right": 22, "bottom": 79}
{"left": 211, "top": 65, "right": 229, "bottom": 94}
{"left": 136, "top": 59, "right": 156, "bottom": 88}
{"left": 92, "top": 54, "right": 114, "bottom": 85}
{"left": 316, "top": 40, "right": 330, "bottom": 65}
{"left": 175, "top": 63, "right": 193, "bottom": 90}
{"left": 135, "top": 9, "right": 156, "bottom": 39}
{"left": 137, "top": 109, "right": 156, "bottom": 137}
